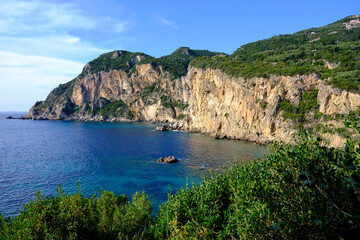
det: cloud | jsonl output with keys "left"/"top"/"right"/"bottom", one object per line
{"left": 0, "top": 1, "right": 37, "bottom": 16}
{"left": 0, "top": 1, "right": 96, "bottom": 34}
{"left": 114, "top": 21, "right": 129, "bottom": 33}
{"left": 158, "top": 17, "right": 178, "bottom": 29}
{"left": 0, "top": 34, "right": 108, "bottom": 61}
{"left": 0, "top": 50, "right": 84, "bottom": 88}
{"left": 0, "top": 51, "right": 85, "bottom": 111}
{"left": 0, "top": 0, "right": 131, "bottom": 111}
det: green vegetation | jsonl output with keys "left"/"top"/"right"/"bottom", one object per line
{"left": 176, "top": 114, "right": 186, "bottom": 120}
{"left": 279, "top": 89, "right": 319, "bottom": 121}
{"left": 190, "top": 15, "right": 360, "bottom": 92}
{"left": 172, "top": 99, "right": 189, "bottom": 110}
{"left": 139, "top": 47, "right": 225, "bottom": 78}
{"left": 35, "top": 79, "right": 77, "bottom": 112}
{"left": 160, "top": 94, "right": 172, "bottom": 108}
{"left": 159, "top": 94, "right": 188, "bottom": 110}
{"left": 298, "top": 89, "right": 319, "bottom": 113}
{"left": 260, "top": 101, "right": 267, "bottom": 108}
{"left": 2, "top": 111, "right": 360, "bottom": 239}
{"left": 140, "top": 82, "right": 161, "bottom": 104}
{"left": 86, "top": 51, "right": 151, "bottom": 74}
{"left": 87, "top": 99, "right": 135, "bottom": 120}
{"left": 97, "top": 100, "right": 127, "bottom": 117}
{"left": 0, "top": 183, "right": 151, "bottom": 239}
{"left": 153, "top": 133, "right": 360, "bottom": 239}
{"left": 51, "top": 79, "right": 76, "bottom": 98}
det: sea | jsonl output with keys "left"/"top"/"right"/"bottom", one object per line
{"left": 0, "top": 112, "right": 268, "bottom": 217}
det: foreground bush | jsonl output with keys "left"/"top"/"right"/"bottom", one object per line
{"left": 152, "top": 136, "right": 359, "bottom": 239}
{"left": 1, "top": 115, "right": 360, "bottom": 239}
{"left": 0, "top": 184, "right": 152, "bottom": 240}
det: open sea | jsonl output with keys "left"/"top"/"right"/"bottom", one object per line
{"left": 0, "top": 112, "right": 268, "bottom": 217}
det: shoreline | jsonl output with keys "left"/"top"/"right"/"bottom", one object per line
{"left": 6, "top": 114, "right": 268, "bottom": 146}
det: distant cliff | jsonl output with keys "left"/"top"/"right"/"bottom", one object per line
{"left": 23, "top": 15, "right": 360, "bottom": 147}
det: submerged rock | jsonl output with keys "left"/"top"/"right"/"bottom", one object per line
{"left": 5, "top": 116, "right": 12, "bottom": 119}
{"left": 157, "top": 156, "right": 179, "bottom": 164}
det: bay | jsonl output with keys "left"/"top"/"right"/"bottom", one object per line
{"left": 0, "top": 112, "right": 267, "bottom": 217}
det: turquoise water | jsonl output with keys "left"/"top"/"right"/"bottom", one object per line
{"left": 0, "top": 112, "right": 268, "bottom": 217}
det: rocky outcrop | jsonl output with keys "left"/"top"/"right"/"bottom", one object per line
{"left": 324, "top": 60, "right": 340, "bottom": 70}
{"left": 23, "top": 57, "right": 360, "bottom": 148}
{"left": 157, "top": 156, "right": 179, "bottom": 164}
{"left": 344, "top": 18, "right": 360, "bottom": 29}
{"left": 176, "top": 69, "right": 314, "bottom": 144}
{"left": 318, "top": 83, "right": 360, "bottom": 114}
{"left": 155, "top": 122, "right": 184, "bottom": 131}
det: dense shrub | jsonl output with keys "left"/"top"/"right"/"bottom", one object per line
{"left": 86, "top": 51, "right": 151, "bottom": 74}
{"left": 0, "top": 183, "right": 152, "bottom": 239}
{"left": 97, "top": 100, "right": 127, "bottom": 117}
{"left": 152, "top": 134, "right": 360, "bottom": 239}
{"left": 139, "top": 47, "right": 224, "bottom": 78}
{"left": 279, "top": 89, "right": 319, "bottom": 121}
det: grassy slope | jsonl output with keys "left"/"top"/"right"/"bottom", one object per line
{"left": 191, "top": 15, "right": 360, "bottom": 92}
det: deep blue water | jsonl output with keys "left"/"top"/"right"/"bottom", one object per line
{"left": 0, "top": 112, "right": 267, "bottom": 217}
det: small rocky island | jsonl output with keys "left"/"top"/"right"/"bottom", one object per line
{"left": 157, "top": 156, "right": 179, "bottom": 164}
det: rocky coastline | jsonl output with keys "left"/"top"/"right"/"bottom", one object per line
{"left": 21, "top": 65, "right": 360, "bottom": 148}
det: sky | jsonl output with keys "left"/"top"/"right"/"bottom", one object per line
{"left": 0, "top": 0, "right": 359, "bottom": 111}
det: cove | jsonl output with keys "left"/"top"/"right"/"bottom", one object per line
{"left": 0, "top": 112, "right": 267, "bottom": 217}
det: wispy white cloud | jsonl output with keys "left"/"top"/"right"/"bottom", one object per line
{"left": 0, "top": 51, "right": 84, "bottom": 74}
{"left": 0, "top": 1, "right": 38, "bottom": 16}
{"left": 0, "top": 35, "right": 108, "bottom": 61}
{"left": 0, "top": 0, "right": 132, "bottom": 110}
{"left": 114, "top": 21, "right": 129, "bottom": 33}
{"left": 158, "top": 17, "right": 178, "bottom": 29}
{"left": 0, "top": 1, "right": 96, "bottom": 33}
{"left": 0, "top": 51, "right": 84, "bottom": 111}
{"left": 0, "top": 50, "right": 84, "bottom": 89}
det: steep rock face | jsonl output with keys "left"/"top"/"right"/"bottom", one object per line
{"left": 179, "top": 67, "right": 360, "bottom": 147}
{"left": 181, "top": 68, "right": 320, "bottom": 144}
{"left": 318, "top": 83, "right": 360, "bottom": 114}
{"left": 23, "top": 64, "right": 360, "bottom": 147}
{"left": 24, "top": 61, "right": 190, "bottom": 123}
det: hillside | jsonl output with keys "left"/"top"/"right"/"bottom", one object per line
{"left": 191, "top": 15, "right": 360, "bottom": 92}
{"left": 22, "top": 15, "right": 360, "bottom": 147}
{"left": 139, "top": 47, "right": 226, "bottom": 78}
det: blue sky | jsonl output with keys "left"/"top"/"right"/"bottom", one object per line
{"left": 0, "top": 0, "right": 359, "bottom": 111}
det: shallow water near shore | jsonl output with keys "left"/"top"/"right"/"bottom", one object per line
{"left": 0, "top": 112, "right": 268, "bottom": 217}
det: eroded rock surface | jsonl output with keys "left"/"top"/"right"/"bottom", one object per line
{"left": 23, "top": 64, "right": 360, "bottom": 148}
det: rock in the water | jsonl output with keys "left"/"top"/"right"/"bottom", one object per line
{"left": 155, "top": 124, "right": 170, "bottom": 131}
{"left": 155, "top": 122, "right": 183, "bottom": 131}
{"left": 157, "top": 156, "right": 179, "bottom": 164}
{"left": 5, "top": 116, "right": 12, "bottom": 119}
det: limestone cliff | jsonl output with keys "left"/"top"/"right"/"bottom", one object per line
{"left": 180, "top": 68, "right": 360, "bottom": 147}
{"left": 22, "top": 15, "right": 360, "bottom": 147}
{"left": 22, "top": 57, "right": 360, "bottom": 148}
